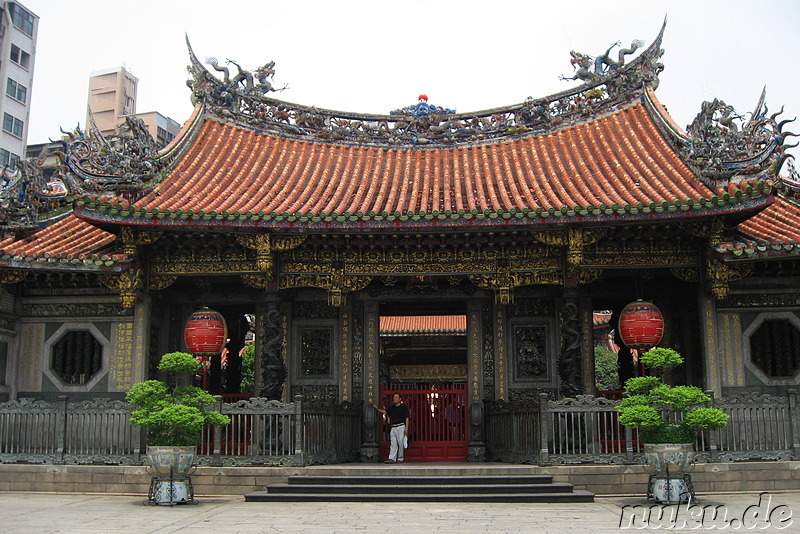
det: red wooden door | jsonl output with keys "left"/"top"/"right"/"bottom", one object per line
{"left": 379, "top": 385, "right": 468, "bottom": 462}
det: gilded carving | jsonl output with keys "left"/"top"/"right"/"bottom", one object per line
{"left": 236, "top": 233, "right": 274, "bottom": 274}
{"left": 272, "top": 235, "right": 306, "bottom": 251}
{"left": 148, "top": 275, "right": 177, "bottom": 291}
{"left": 682, "top": 217, "right": 725, "bottom": 247}
{"left": 241, "top": 273, "right": 267, "bottom": 289}
{"left": 670, "top": 267, "right": 700, "bottom": 283}
{"left": 98, "top": 270, "right": 142, "bottom": 308}
{"left": 582, "top": 250, "right": 697, "bottom": 268}
{"left": 470, "top": 267, "right": 561, "bottom": 304}
{"left": 575, "top": 268, "right": 603, "bottom": 285}
{"left": 390, "top": 364, "right": 467, "bottom": 382}
{"left": 120, "top": 228, "right": 163, "bottom": 256}
{"left": 0, "top": 270, "right": 27, "bottom": 284}
{"left": 279, "top": 271, "right": 372, "bottom": 307}
{"left": 530, "top": 227, "right": 607, "bottom": 273}
{"left": 22, "top": 302, "right": 131, "bottom": 317}
{"left": 707, "top": 261, "right": 752, "bottom": 299}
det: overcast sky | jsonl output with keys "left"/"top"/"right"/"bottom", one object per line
{"left": 20, "top": 0, "right": 800, "bottom": 163}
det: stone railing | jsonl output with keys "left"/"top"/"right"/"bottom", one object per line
{"left": 485, "top": 390, "right": 800, "bottom": 465}
{"left": 2, "top": 390, "right": 797, "bottom": 466}
{"left": 0, "top": 395, "right": 360, "bottom": 467}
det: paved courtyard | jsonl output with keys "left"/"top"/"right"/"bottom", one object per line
{"left": 0, "top": 491, "right": 797, "bottom": 533}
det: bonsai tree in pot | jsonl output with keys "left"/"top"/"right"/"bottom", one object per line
{"left": 126, "top": 351, "right": 230, "bottom": 503}
{"left": 616, "top": 347, "right": 729, "bottom": 473}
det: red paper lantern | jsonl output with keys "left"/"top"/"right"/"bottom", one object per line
{"left": 184, "top": 307, "right": 228, "bottom": 355}
{"left": 618, "top": 300, "right": 664, "bottom": 350}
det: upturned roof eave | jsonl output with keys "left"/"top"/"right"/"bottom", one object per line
{"left": 72, "top": 194, "right": 775, "bottom": 234}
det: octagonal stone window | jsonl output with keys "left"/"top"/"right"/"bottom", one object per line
{"left": 749, "top": 319, "right": 800, "bottom": 379}
{"left": 51, "top": 330, "right": 103, "bottom": 385}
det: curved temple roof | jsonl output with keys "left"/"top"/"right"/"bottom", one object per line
{"left": 73, "top": 98, "right": 772, "bottom": 231}
{"left": 1, "top": 21, "right": 798, "bottom": 270}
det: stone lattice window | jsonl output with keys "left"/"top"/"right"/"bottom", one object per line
{"left": 51, "top": 330, "right": 103, "bottom": 385}
{"left": 300, "top": 327, "right": 331, "bottom": 376}
{"left": 750, "top": 319, "right": 800, "bottom": 378}
{"left": 513, "top": 324, "right": 548, "bottom": 379}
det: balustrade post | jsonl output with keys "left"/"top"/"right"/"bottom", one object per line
{"left": 293, "top": 395, "right": 305, "bottom": 465}
{"left": 538, "top": 393, "right": 550, "bottom": 465}
{"left": 706, "top": 390, "right": 719, "bottom": 462}
{"left": 624, "top": 424, "right": 634, "bottom": 463}
{"left": 212, "top": 395, "right": 223, "bottom": 466}
{"left": 56, "top": 395, "right": 69, "bottom": 464}
{"left": 788, "top": 389, "right": 800, "bottom": 460}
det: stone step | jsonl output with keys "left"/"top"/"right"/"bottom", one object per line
{"left": 244, "top": 490, "right": 596, "bottom": 503}
{"left": 246, "top": 471, "right": 595, "bottom": 503}
{"left": 272, "top": 483, "right": 577, "bottom": 494}
{"left": 287, "top": 475, "right": 555, "bottom": 486}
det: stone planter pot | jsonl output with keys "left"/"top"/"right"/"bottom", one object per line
{"left": 146, "top": 445, "right": 196, "bottom": 505}
{"left": 146, "top": 445, "right": 196, "bottom": 478}
{"left": 643, "top": 442, "right": 694, "bottom": 475}
{"left": 644, "top": 442, "right": 695, "bottom": 503}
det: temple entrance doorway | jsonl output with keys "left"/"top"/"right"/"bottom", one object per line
{"left": 377, "top": 301, "right": 468, "bottom": 461}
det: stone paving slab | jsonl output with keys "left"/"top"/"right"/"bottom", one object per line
{"left": 0, "top": 491, "right": 798, "bottom": 533}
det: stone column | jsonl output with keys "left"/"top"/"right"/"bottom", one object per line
{"left": 256, "top": 293, "right": 286, "bottom": 401}
{"left": 558, "top": 291, "right": 584, "bottom": 398}
{"left": 468, "top": 299, "right": 486, "bottom": 461}
{"left": 360, "top": 300, "right": 380, "bottom": 462}
{"left": 699, "top": 291, "right": 722, "bottom": 397}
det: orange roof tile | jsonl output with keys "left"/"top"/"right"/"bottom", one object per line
{"left": 76, "top": 101, "right": 772, "bottom": 229}
{"left": 716, "top": 196, "right": 800, "bottom": 260}
{"left": 0, "top": 215, "right": 124, "bottom": 269}
{"left": 380, "top": 315, "right": 467, "bottom": 336}
{"left": 738, "top": 196, "right": 800, "bottom": 243}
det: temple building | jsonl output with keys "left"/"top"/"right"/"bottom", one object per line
{"left": 0, "top": 22, "right": 798, "bottom": 462}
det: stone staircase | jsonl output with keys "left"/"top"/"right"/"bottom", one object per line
{"left": 244, "top": 465, "right": 594, "bottom": 503}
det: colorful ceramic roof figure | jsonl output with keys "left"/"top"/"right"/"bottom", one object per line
{"left": 0, "top": 20, "right": 798, "bottom": 272}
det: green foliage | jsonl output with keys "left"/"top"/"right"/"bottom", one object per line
{"left": 640, "top": 347, "right": 683, "bottom": 376}
{"left": 593, "top": 345, "right": 619, "bottom": 390}
{"left": 615, "top": 347, "right": 729, "bottom": 443}
{"left": 684, "top": 407, "right": 730, "bottom": 431}
{"left": 649, "top": 385, "right": 711, "bottom": 411}
{"left": 126, "top": 352, "right": 231, "bottom": 446}
{"left": 617, "top": 404, "right": 663, "bottom": 428}
{"left": 157, "top": 351, "right": 201, "bottom": 374}
{"left": 623, "top": 376, "right": 661, "bottom": 395}
{"left": 240, "top": 343, "right": 255, "bottom": 394}
{"left": 640, "top": 425, "right": 696, "bottom": 444}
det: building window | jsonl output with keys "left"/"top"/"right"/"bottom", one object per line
{"left": 2, "top": 112, "right": 23, "bottom": 137}
{"left": 156, "top": 126, "right": 174, "bottom": 146}
{"left": 9, "top": 44, "right": 30, "bottom": 69}
{"left": 0, "top": 148, "right": 16, "bottom": 169}
{"left": 9, "top": 3, "right": 34, "bottom": 37}
{"left": 300, "top": 327, "right": 332, "bottom": 376}
{"left": 750, "top": 319, "right": 800, "bottom": 378}
{"left": 6, "top": 78, "right": 26, "bottom": 103}
{"left": 51, "top": 330, "right": 104, "bottom": 385}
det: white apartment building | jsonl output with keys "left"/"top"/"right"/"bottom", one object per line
{"left": 0, "top": 2, "right": 37, "bottom": 170}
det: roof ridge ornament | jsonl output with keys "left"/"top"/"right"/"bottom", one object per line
{"left": 560, "top": 39, "right": 646, "bottom": 84}
{"left": 390, "top": 95, "right": 456, "bottom": 117}
{"left": 681, "top": 87, "right": 798, "bottom": 185}
{"left": 184, "top": 23, "right": 666, "bottom": 147}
